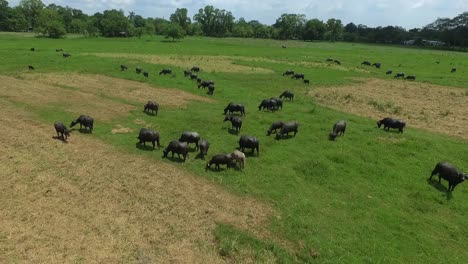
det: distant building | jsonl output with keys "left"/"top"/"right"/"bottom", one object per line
{"left": 403, "top": 39, "right": 445, "bottom": 46}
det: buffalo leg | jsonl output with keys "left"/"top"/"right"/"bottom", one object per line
{"left": 152, "top": 141, "right": 155, "bottom": 149}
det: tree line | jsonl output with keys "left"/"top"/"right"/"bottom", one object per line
{"left": 0, "top": 0, "right": 467, "bottom": 48}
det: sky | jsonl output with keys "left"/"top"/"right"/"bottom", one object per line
{"left": 8, "top": 0, "right": 468, "bottom": 29}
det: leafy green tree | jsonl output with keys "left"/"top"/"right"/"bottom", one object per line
{"left": 193, "top": 5, "right": 234, "bottom": 37}
{"left": 164, "top": 22, "right": 186, "bottom": 41}
{"left": 232, "top": 18, "right": 253, "bottom": 38}
{"left": 36, "top": 8, "right": 66, "bottom": 38}
{"left": 99, "top": 9, "right": 131, "bottom": 37}
{"left": 18, "top": 0, "right": 44, "bottom": 29}
{"left": 0, "top": 0, "right": 11, "bottom": 30}
{"left": 273, "top": 13, "right": 306, "bottom": 40}
{"left": 325, "top": 18, "right": 343, "bottom": 41}
{"left": 170, "top": 8, "right": 191, "bottom": 32}
{"left": 303, "top": 19, "right": 326, "bottom": 41}
{"left": 153, "top": 18, "right": 170, "bottom": 35}
{"left": 5, "top": 7, "right": 28, "bottom": 31}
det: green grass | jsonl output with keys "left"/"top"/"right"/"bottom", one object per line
{"left": 1, "top": 33, "right": 468, "bottom": 263}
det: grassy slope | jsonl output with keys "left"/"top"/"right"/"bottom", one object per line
{"left": 1, "top": 34, "right": 467, "bottom": 263}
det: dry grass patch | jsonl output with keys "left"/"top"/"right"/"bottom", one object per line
{"left": 0, "top": 101, "right": 275, "bottom": 263}
{"left": 87, "top": 53, "right": 274, "bottom": 74}
{"left": 111, "top": 124, "right": 134, "bottom": 134}
{"left": 312, "top": 78, "right": 468, "bottom": 139}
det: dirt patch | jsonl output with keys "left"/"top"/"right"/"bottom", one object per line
{"left": 312, "top": 78, "right": 468, "bottom": 139}
{"left": 111, "top": 125, "right": 134, "bottom": 134}
{"left": 20, "top": 73, "right": 213, "bottom": 108}
{"left": 87, "top": 53, "right": 274, "bottom": 74}
{"left": 0, "top": 101, "right": 275, "bottom": 263}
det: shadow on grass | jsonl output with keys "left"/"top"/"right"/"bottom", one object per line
{"left": 227, "top": 128, "right": 240, "bottom": 135}
{"left": 163, "top": 155, "right": 187, "bottom": 163}
{"left": 276, "top": 134, "right": 296, "bottom": 140}
{"left": 135, "top": 142, "right": 157, "bottom": 151}
{"left": 52, "top": 136, "right": 68, "bottom": 143}
{"left": 142, "top": 110, "right": 157, "bottom": 116}
{"left": 195, "top": 152, "right": 206, "bottom": 160}
{"left": 70, "top": 128, "right": 93, "bottom": 134}
{"left": 428, "top": 179, "right": 452, "bottom": 200}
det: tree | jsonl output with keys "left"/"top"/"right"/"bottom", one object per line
{"left": 153, "top": 18, "right": 169, "bottom": 35}
{"left": 18, "top": 0, "right": 44, "bottom": 29}
{"left": 273, "top": 13, "right": 306, "bottom": 40}
{"left": 325, "top": 18, "right": 343, "bottom": 41}
{"left": 303, "top": 19, "right": 326, "bottom": 41}
{"left": 165, "top": 23, "right": 185, "bottom": 41}
{"left": 170, "top": 8, "right": 191, "bottom": 32}
{"left": 193, "top": 5, "right": 234, "bottom": 37}
{"left": 0, "top": 0, "right": 10, "bottom": 30}
{"left": 36, "top": 8, "right": 66, "bottom": 38}
{"left": 99, "top": 9, "right": 131, "bottom": 37}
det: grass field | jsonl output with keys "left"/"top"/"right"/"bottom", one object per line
{"left": 1, "top": 33, "right": 468, "bottom": 263}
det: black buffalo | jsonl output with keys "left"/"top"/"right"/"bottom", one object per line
{"left": 451, "top": 68, "right": 457, "bottom": 73}
{"left": 120, "top": 65, "right": 128, "bottom": 71}
{"left": 334, "top": 60, "right": 341, "bottom": 65}
{"left": 184, "top": 69, "right": 191, "bottom": 77}
{"left": 159, "top": 68, "right": 172, "bottom": 75}
{"left": 372, "top": 62, "right": 381, "bottom": 69}
{"left": 207, "top": 84, "right": 215, "bottom": 95}
{"left": 63, "top": 53, "right": 71, "bottom": 58}
{"left": 198, "top": 80, "right": 212, "bottom": 89}
{"left": 282, "top": 70, "right": 294, "bottom": 76}
{"left": 292, "top": 73, "right": 305, "bottom": 79}
{"left": 137, "top": 128, "right": 160, "bottom": 149}
{"left": 179, "top": 131, "right": 201, "bottom": 150}
{"left": 386, "top": 70, "right": 393, "bottom": 75}
{"left": 429, "top": 161, "right": 466, "bottom": 192}
{"left": 163, "top": 141, "right": 189, "bottom": 161}
{"left": 28, "top": 65, "right": 34, "bottom": 70}
{"left": 136, "top": 67, "right": 142, "bottom": 74}
{"left": 191, "top": 66, "right": 200, "bottom": 72}
{"left": 239, "top": 135, "right": 259, "bottom": 156}
{"left": 280, "top": 90, "right": 294, "bottom": 101}
{"left": 56, "top": 48, "right": 63, "bottom": 52}
{"left": 329, "top": 120, "right": 346, "bottom": 141}
{"left": 143, "top": 71, "right": 149, "bottom": 78}
{"left": 276, "top": 121, "right": 299, "bottom": 140}
{"left": 377, "top": 117, "right": 406, "bottom": 133}
{"left": 199, "top": 140, "right": 210, "bottom": 159}
{"left": 206, "top": 154, "right": 234, "bottom": 170}
{"left": 267, "top": 121, "right": 284, "bottom": 135}
{"left": 405, "top": 75, "right": 416, "bottom": 81}
{"left": 70, "top": 115, "right": 94, "bottom": 132}
{"left": 30, "top": 48, "right": 35, "bottom": 52}
{"left": 304, "top": 79, "right": 310, "bottom": 85}
{"left": 361, "top": 61, "right": 371, "bottom": 66}
{"left": 224, "top": 103, "right": 245, "bottom": 116}
{"left": 258, "top": 98, "right": 282, "bottom": 111}
{"left": 326, "top": 58, "right": 334, "bottom": 62}
{"left": 190, "top": 73, "right": 198, "bottom": 80}
{"left": 224, "top": 116, "right": 242, "bottom": 133}
{"left": 54, "top": 122, "right": 70, "bottom": 140}
{"left": 394, "top": 72, "right": 405, "bottom": 79}
{"left": 144, "top": 101, "right": 159, "bottom": 115}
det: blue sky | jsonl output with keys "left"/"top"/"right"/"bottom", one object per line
{"left": 8, "top": 0, "right": 468, "bottom": 28}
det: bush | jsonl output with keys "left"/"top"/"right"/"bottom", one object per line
{"left": 164, "top": 23, "right": 185, "bottom": 41}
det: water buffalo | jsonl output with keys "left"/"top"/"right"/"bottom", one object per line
{"left": 184, "top": 69, "right": 191, "bottom": 77}
{"left": 224, "top": 116, "right": 242, "bottom": 133}
{"left": 405, "top": 75, "right": 416, "bottom": 81}
{"left": 394, "top": 72, "right": 405, "bottom": 79}
{"left": 163, "top": 141, "right": 188, "bottom": 161}
{"left": 199, "top": 139, "right": 209, "bottom": 159}
{"left": 191, "top": 66, "right": 200, "bottom": 72}
{"left": 451, "top": 68, "right": 457, "bottom": 73}
{"left": 429, "top": 161, "right": 466, "bottom": 192}
{"left": 329, "top": 120, "right": 346, "bottom": 141}
{"left": 280, "top": 90, "right": 294, "bottom": 101}
{"left": 292, "top": 73, "right": 305, "bottom": 79}
{"left": 258, "top": 98, "right": 281, "bottom": 111}
{"left": 224, "top": 103, "right": 245, "bottom": 116}
{"left": 70, "top": 115, "right": 94, "bottom": 132}
{"left": 179, "top": 131, "right": 200, "bottom": 150}
{"left": 28, "top": 65, "right": 34, "bottom": 70}
{"left": 267, "top": 121, "right": 284, "bottom": 135}
{"left": 282, "top": 70, "right": 294, "bottom": 76}
{"left": 143, "top": 71, "right": 149, "bottom": 78}
{"left": 386, "top": 70, "right": 393, "bottom": 75}
{"left": 30, "top": 48, "right": 35, "bottom": 52}
{"left": 207, "top": 84, "right": 215, "bottom": 95}
{"left": 63, "top": 53, "right": 71, "bottom": 58}
{"left": 334, "top": 60, "right": 341, "bottom": 65}
{"left": 197, "top": 78, "right": 202, "bottom": 84}
{"left": 159, "top": 68, "right": 172, "bottom": 75}
{"left": 372, "top": 62, "right": 381, "bottom": 69}
{"left": 198, "top": 80, "right": 211, "bottom": 89}
{"left": 54, "top": 122, "right": 70, "bottom": 140}
{"left": 230, "top": 150, "right": 246, "bottom": 170}
{"left": 282, "top": 45, "right": 287, "bottom": 49}
{"left": 137, "top": 128, "right": 160, "bottom": 149}
{"left": 239, "top": 135, "right": 259, "bottom": 156}
{"left": 190, "top": 73, "right": 198, "bottom": 80}
{"left": 361, "top": 61, "right": 371, "bottom": 66}
{"left": 136, "top": 67, "right": 142, "bottom": 74}
{"left": 377, "top": 117, "right": 406, "bottom": 133}
{"left": 56, "top": 48, "right": 63, "bottom": 52}
{"left": 120, "top": 65, "right": 128, "bottom": 71}
{"left": 206, "top": 154, "right": 234, "bottom": 170}
{"left": 326, "top": 58, "right": 334, "bottom": 62}
{"left": 276, "top": 121, "right": 299, "bottom": 140}
{"left": 304, "top": 79, "right": 310, "bottom": 85}
{"left": 144, "top": 101, "right": 159, "bottom": 115}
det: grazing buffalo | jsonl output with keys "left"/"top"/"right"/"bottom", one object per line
{"left": 258, "top": 98, "right": 282, "bottom": 111}
{"left": 163, "top": 141, "right": 189, "bottom": 161}
{"left": 224, "top": 103, "right": 246, "bottom": 116}
{"left": 190, "top": 73, "right": 198, "bottom": 80}
{"left": 239, "top": 135, "right": 259, "bottom": 156}
{"left": 280, "top": 90, "right": 294, "bottom": 101}
{"left": 451, "top": 68, "right": 457, "bottom": 73}
{"left": 56, "top": 48, "right": 63, "bottom": 52}
{"left": 377, "top": 117, "right": 406, "bottom": 133}
{"left": 63, "top": 53, "right": 71, "bottom": 58}
{"left": 292, "top": 73, "right": 305, "bottom": 79}
{"left": 198, "top": 80, "right": 210, "bottom": 89}
{"left": 372, "top": 62, "right": 381, "bottom": 69}
{"left": 184, "top": 69, "right": 191, "bottom": 77}
{"left": 159, "top": 68, "right": 172, "bottom": 75}
{"left": 405, "top": 75, "right": 416, "bottom": 81}
{"left": 361, "top": 61, "right": 371, "bottom": 66}
{"left": 386, "top": 70, "right": 393, "bottom": 75}
{"left": 143, "top": 71, "right": 149, "bottom": 78}
{"left": 191, "top": 66, "right": 200, "bottom": 72}
{"left": 144, "top": 101, "right": 159, "bottom": 115}
{"left": 334, "top": 60, "right": 341, "bottom": 65}
{"left": 70, "top": 115, "right": 94, "bottom": 132}
{"left": 30, "top": 48, "right": 35, "bottom": 52}
{"left": 429, "top": 161, "right": 466, "bottom": 192}
{"left": 394, "top": 72, "right": 405, "bottom": 79}
{"left": 326, "top": 58, "right": 334, "bottom": 62}
{"left": 282, "top": 70, "right": 294, "bottom": 76}
{"left": 206, "top": 154, "right": 234, "bottom": 170}
{"left": 28, "top": 65, "right": 34, "bottom": 70}
{"left": 224, "top": 116, "right": 242, "bottom": 133}
{"left": 120, "top": 65, "right": 128, "bottom": 71}
{"left": 304, "top": 79, "right": 310, "bottom": 85}
{"left": 54, "top": 122, "right": 70, "bottom": 140}
{"left": 230, "top": 150, "right": 246, "bottom": 170}
{"left": 276, "top": 121, "right": 299, "bottom": 139}
{"left": 329, "top": 120, "right": 346, "bottom": 141}
{"left": 197, "top": 78, "right": 202, "bottom": 84}
{"left": 436, "top": 60, "right": 440, "bottom": 64}
{"left": 136, "top": 67, "right": 142, "bottom": 74}
{"left": 137, "top": 128, "right": 160, "bottom": 149}
{"left": 179, "top": 131, "right": 201, "bottom": 150}
{"left": 267, "top": 121, "right": 284, "bottom": 135}
{"left": 199, "top": 140, "right": 210, "bottom": 159}
{"left": 208, "top": 84, "right": 215, "bottom": 95}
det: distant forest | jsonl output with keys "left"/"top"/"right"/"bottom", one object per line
{"left": 0, "top": 0, "right": 467, "bottom": 49}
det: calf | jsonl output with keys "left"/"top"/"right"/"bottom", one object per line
{"left": 137, "top": 128, "right": 160, "bottom": 149}
{"left": 62, "top": 53, "right": 71, "bottom": 58}
{"left": 54, "top": 122, "right": 70, "bottom": 140}
{"left": 143, "top": 71, "right": 149, "bottom": 78}
{"left": 377, "top": 117, "right": 406, "bottom": 133}
{"left": 361, "top": 61, "right": 371, "bottom": 66}
{"left": 304, "top": 79, "right": 310, "bottom": 85}
{"left": 206, "top": 154, "right": 234, "bottom": 170}
{"left": 267, "top": 121, "right": 284, "bottom": 135}
{"left": 198, "top": 140, "right": 209, "bottom": 159}
{"left": 28, "top": 65, "right": 34, "bottom": 70}
{"left": 239, "top": 135, "right": 259, "bottom": 156}
{"left": 120, "top": 65, "right": 128, "bottom": 71}
{"left": 282, "top": 70, "right": 294, "bottom": 76}
{"left": 276, "top": 121, "right": 299, "bottom": 140}
{"left": 372, "top": 62, "right": 381, "bottom": 69}
{"left": 292, "top": 73, "right": 305, "bottom": 80}
{"left": 144, "top": 101, "right": 159, "bottom": 115}
{"left": 279, "top": 90, "right": 294, "bottom": 101}
{"left": 224, "top": 116, "right": 242, "bottom": 133}
{"left": 163, "top": 141, "right": 189, "bottom": 161}
{"left": 207, "top": 84, "right": 215, "bottom": 95}
{"left": 70, "top": 115, "right": 94, "bottom": 132}
{"left": 394, "top": 72, "right": 405, "bottom": 79}
{"left": 224, "top": 103, "right": 246, "bottom": 116}
{"left": 405, "top": 75, "right": 416, "bottom": 81}
{"left": 429, "top": 161, "right": 466, "bottom": 192}
{"left": 136, "top": 67, "right": 142, "bottom": 74}
{"left": 159, "top": 68, "right": 172, "bottom": 75}
{"left": 191, "top": 66, "right": 200, "bottom": 72}
{"left": 179, "top": 131, "right": 201, "bottom": 150}
{"left": 386, "top": 70, "right": 393, "bottom": 75}
{"left": 230, "top": 150, "right": 246, "bottom": 170}
{"left": 329, "top": 120, "right": 346, "bottom": 141}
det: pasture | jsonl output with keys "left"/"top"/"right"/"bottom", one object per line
{"left": 0, "top": 33, "right": 467, "bottom": 263}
